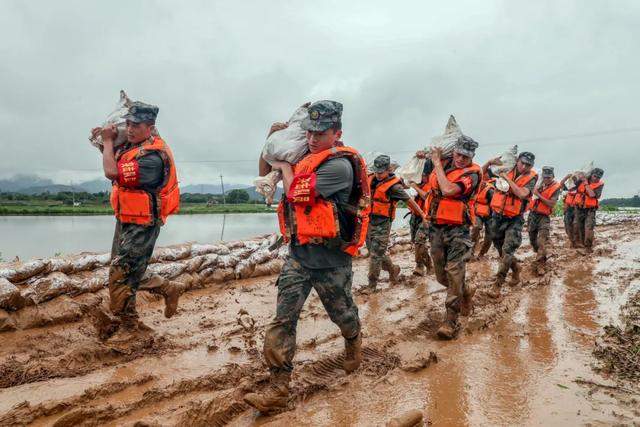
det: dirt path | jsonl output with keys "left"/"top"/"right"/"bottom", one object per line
{"left": 1, "top": 219, "right": 639, "bottom": 426}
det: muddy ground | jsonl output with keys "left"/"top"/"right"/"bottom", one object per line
{"left": 1, "top": 218, "right": 640, "bottom": 426}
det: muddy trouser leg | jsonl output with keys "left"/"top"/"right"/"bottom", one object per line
{"left": 313, "top": 264, "right": 360, "bottom": 342}
{"left": 528, "top": 213, "right": 540, "bottom": 254}
{"left": 263, "top": 257, "right": 313, "bottom": 374}
{"left": 368, "top": 220, "right": 392, "bottom": 281}
{"left": 414, "top": 222, "right": 432, "bottom": 270}
{"left": 478, "top": 216, "right": 493, "bottom": 257}
{"left": 536, "top": 215, "right": 551, "bottom": 263}
{"left": 109, "top": 222, "right": 161, "bottom": 321}
{"left": 490, "top": 216, "right": 506, "bottom": 273}
{"left": 574, "top": 209, "right": 585, "bottom": 246}
{"left": 470, "top": 218, "right": 482, "bottom": 249}
{"left": 563, "top": 208, "right": 575, "bottom": 244}
{"left": 442, "top": 226, "right": 473, "bottom": 320}
{"left": 584, "top": 209, "right": 596, "bottom": 249}
{"left": 494, "top": 217, "right": 522, "bottom": 279}
{"left": 429, "top": 226, "right": 448, "bottom": 288}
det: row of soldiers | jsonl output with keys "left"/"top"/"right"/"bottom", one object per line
{"left": 92, "top": 98, "right": 605, "bottom": 415}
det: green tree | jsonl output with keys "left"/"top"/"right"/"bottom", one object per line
{"left": 226, "top": 189, "right": 250, "bottom": 204}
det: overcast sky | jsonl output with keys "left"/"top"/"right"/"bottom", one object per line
{"left": 1, "top": 0, "right": 639, "bottom": 197}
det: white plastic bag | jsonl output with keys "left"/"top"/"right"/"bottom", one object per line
{"left": 428, "top": 115, "right": 463, "bottom": 159}
{"left": 566, "top": 161, "right": 595, "bottom": 189}
{"left": 490, "top": 145, "right": 518, "bottom": 176}
{"left": 254, "top": 170, "right": 282, "bottom": 204}
{"left": 397, "top": 156, "right": 426, "bottom": 184}
{"left": 89, "top": 90, "right": 132, "bottom": 150}
{"left": 261, "top": 106, "right": 309, "bottom": 165}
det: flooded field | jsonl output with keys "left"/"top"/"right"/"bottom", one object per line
{"left": 1, "top": 218, "right": 639, "bottom": 426}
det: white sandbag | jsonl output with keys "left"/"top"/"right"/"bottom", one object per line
{"left": 89, "top": 90, "right": 131, "bottom": 150}
{"left": 146, "top": 262, "right": 187, "bottom": 279}
{"left": 190, "top": 244, "right": 230, "bottom": 257}
{"left": 429, "top": 115, "right": 463, "bottom": 159}
{"left": 151, "top": 245, "right": 192, "bottom": 262}
{"left": 489, "top": 145, "right": 518, "bottom": 176}
{"left": 566, "top": 161, "right": 595, "bottom": 190}
{"left": 234, "top": 260, "right": 256, "bottom": 280}
{"left": 24, "top": 272, "right": 80, "bottom": 304}
{"left": 70, "top": 254, "right": 101, "bottom": 273}
{"left": 77, "top": 269, "right": 109, "bottom": 293}
{"left": 251, "top": 259, "right": 284, "bottom": 277}
{"left": 261, "top": 106, "right": 309, "bottom": 165}
{"left": 0, "top": 278, "right": 30, "bottom": 311}
{"left": 396, "top": 156, "right": 426, "bottom": 185}
{"left": 186, "top": 255, "right": 205, "bottom": 273}
{"left": 254, "top": 170, "right": 282, "bottom": 204}
{"left": 217, "top": 254, "right": 241, "bottom": 269}
{"left": 198, "top": 254, "right": 220, "bottom": 270}
{"left": 49, "top": 258, "right": 74, "bottom": 274}
{"left": 225, "top": 241, "right": 245, "bottom": 250}
{"left": 363, "top": 152, "right": 400, "bottom": 174}
{"left": 0, "top": 260, "right": 51, "bottom": 283}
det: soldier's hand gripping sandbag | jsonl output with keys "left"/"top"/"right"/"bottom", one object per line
{"left": 565, "top": 161, "right": 595, "bottom": 190}
{"left": 254, "top": 104, "right": 310, "bottom": 202}
{"left": 490, "top": 145, "right": 518, "bottom": 192}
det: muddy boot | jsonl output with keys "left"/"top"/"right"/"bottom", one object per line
{"left": 508, "top": 260, "right": 521, "bottom": 287}
{"left": 412, "top": 265, "right": 426, "bottom": 277}
{"left": 343, "top": 333, "right": 362, "bottom": 373}
{"left": 389, "top": 265, "right": 404, "bottom": 285}
{"left": 486, "top": 275, "right": 505, "bottom": 299}
{"left": 160, "top": 281, "right": 183, "bottom": 318}
{"left": 436, "top": 313, "right": 459, "bottom": 340}
{"left": 243, "top": 372, "right": 290, "bottom": 414}
{"left": 90, "top": 306, "right": 121, "bottom": 341}
{"left": 363, "top": 277, "right": 378, "bottom": 294}
{"left": 460, "top": 284, "right": 476, "bottom": 317}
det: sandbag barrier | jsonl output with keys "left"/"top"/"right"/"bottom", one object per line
{"left": 0, "top": 229, "right": 413, "bottom": 332}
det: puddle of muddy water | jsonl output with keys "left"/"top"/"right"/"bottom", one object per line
{"left": 256, "top": 237, "right": 640, "bottom": 426}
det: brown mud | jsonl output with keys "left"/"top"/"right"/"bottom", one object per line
{"left": 1, "top": 217, "right": 640, "bottom": 426}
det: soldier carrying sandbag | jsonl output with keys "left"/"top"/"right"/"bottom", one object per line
{"left": 90, "top": 101, "right": 183, "bottom": 341}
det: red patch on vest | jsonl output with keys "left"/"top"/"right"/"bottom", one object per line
{"left": 117, "top": 159, "right": 140, "bottom": 188}
{"left": 288, "top": 173, "right": 317, "bottom": 205}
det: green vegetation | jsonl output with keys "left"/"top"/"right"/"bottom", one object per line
{"left": 0, "top": 191, "right": 274, "bottom": 216}
{"left": 601, "top": 195, "right": 640, "bottom": 208}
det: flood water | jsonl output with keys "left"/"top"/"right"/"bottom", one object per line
{"left": 0, "top": 209, "right": 411, "bottom": 261}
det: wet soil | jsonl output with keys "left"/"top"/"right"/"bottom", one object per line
{"left": 1, "top": 219, "right": 639, "bottom": 426}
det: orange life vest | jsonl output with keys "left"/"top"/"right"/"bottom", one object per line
{"left": 276, "top": 145, "right": 371, "bottom": 257}
{"left": 408, "top": 181, "right": 431, "bottom": 216}
{"left": 474, "top": 178, "right": 495, "bottom": 218}
{"left": 110, "top": 136, "right": 180, "bottom": 226}
{"left": 490, "top": 168, "right": 538, "bottom": 218}
{"left": 564, "top": 189, "right": 577, "bottom": 208}
{"left": 575, "top": 180, "right": 604, "bottom": 209}
{"left": 531, "top": 181, "right": 562, "bottom": 216}
{"left": 423, "top": 163, "right": 482, "bottom": 226}
{"left": 368, "top": 175, "right": 401, "bottom": 219}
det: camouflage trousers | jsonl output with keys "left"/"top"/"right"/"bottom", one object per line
{"left": 109, "top": 220, "right": 164, "bottom": 320}
{"left": 564, "top": 207, "right": 576, "bottom": 245}
{"left": 528, "top": 212, "right": 551, "bottom": 263}
{"left": 470, "top": 215, "right": 493, "bottom": 257}
{"left": 574, "top": 208, "right": 596, "bottom": 249}
{"left": 429, "top": 224, "right": 474, "bottom": 318}
{"left": 366, "top": 218, "right": 396, "bottom": 282}
{"left": 410, "top": 214, "right": 431, "bottom": 271}
{"left": 490, "top": 215, "right": 524, "bottom": 279}
{"left": 263, "top": 257, "right": 360, "bottom": 373}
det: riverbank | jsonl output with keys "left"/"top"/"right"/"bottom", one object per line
{"left": 0, "top": 202, "right": 275, "bottom": 216}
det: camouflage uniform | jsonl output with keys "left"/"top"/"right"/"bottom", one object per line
{"left": 263, "top": 257, "right": 360, "bottom": 373}
{"left": 367, "top": 217, "right": 395, "bottom": 284}
{"left": 574, "top": 208, "right": 597, "bottom": 249}
{"left": 471, "top": 215, "right": 493, "bottom": 257}
{"left": 527, "top": 212, "right": 551, "bottom": 263}
{"left": 563, "top": 204, "right": 576, "bottom": 246}
{"left": 429, "top": 224, "right": 474, "bottom": 317}
{"left": 410, "top": 214, "right": 431, "bottom": 272}
{"left": 490, "top": 214, "right": 524, "bottom": 281}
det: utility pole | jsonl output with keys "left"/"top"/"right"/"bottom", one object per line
{"left": 70, "top": 180, "right": 75, "bottom": 207}
{"left": 220, "top": 174, "right": 226, "bottom": 205}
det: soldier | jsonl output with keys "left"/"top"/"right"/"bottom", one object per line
{"left": 562, "top": 182, "right": 579, "bottom": 247}
{"left": 487, "top": 152, "right": 538, "bottom": 299}
{"left": 573, "top": 168, "right": 605, "bottom": 253}
{"left": 527, "top": 167, "right": 566, "bottom": 275}
{"left": 471, "top": 156, "right": 501, "bottom": 260}
{"left": 91, "top": 102, "right": 183, "bottom": 341}
{"left": 243, "top": 101, "right": 371, "bottom": 413}
{"left": 366, "top": 155, "right": 427, "bottom": 292}
{"left": 408, "top": 160, "right": 434, "bottom": 277}
{"left": 421, "top": 137, "right": 482, "bottom": 339}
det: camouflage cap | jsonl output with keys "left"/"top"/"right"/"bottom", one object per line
{"left": 373, "top": 154, "right": 391, "bottom": 173}
{"left": 123, "top": 101, "right": 159, "bottom": 123}
{"left": 301, "top": 100, "right": 343, "bottom": 132}
{"left": 453, "top": 135, "right": 479, "bottom": 157}
{"left": 518, "top": 151, "right": 535, "bottom": 166}
{"left": 591, "top": 167, "right": 604, "bottom": 178}
{"left": 541, "top": 166, "right": 555, "bottom": 177}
